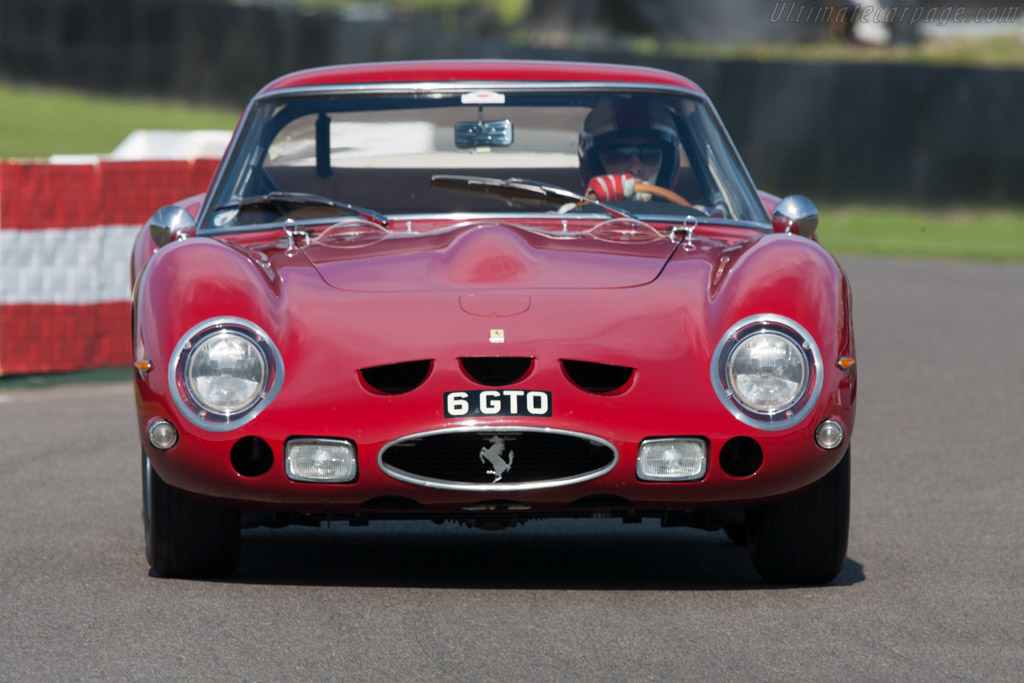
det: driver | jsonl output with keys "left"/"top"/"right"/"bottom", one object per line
{"left": 578, "top": 97, "right": 687, "bottom": 205}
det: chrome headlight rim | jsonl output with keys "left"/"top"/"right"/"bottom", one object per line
{"left": 169, "top": 316, "right": 285, "bottom": 432}
{"left": 710, "top": 314, "right": 822, "bottom": 431}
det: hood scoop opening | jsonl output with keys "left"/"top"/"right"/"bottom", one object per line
{"left": 459, "top": 357, "right": 533, "bottom": 386}
{"left": 360, "top": 359, "right": 433, "bottom": 394}
{"left": 561, "top": 359, "right": 635, "bottom": 394}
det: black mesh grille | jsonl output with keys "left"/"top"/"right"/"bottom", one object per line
{"left": 360, "top": 360, "right": 432, "bottom": 394}
{"left": 459, "top": 356, "right": 533, "bottom": 386}
{"left": 561, "top": 360, "right": 635, "bottom": 394}
{"left": 380, "top": 430, "right": 616, "bottom": 487}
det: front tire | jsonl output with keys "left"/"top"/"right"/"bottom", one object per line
{"left": 143, "top": 452, "right": 241, "bottom": 578}
{"left": 746, "top": 447, "right": 850, "bottom": 585}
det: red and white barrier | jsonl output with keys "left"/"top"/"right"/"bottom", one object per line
{"left": 0, "top": 159, "right": 219, "bottom": 376}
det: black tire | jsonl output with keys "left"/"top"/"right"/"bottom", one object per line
{"left": 143, "top": 452, "right": 241, "bottom": 578}
{"left": 746, "top": 447, "right": 850, "bottom": 585}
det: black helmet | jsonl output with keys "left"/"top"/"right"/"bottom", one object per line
{"left": 579, "top": 97, "right": 682, "bottom": 188}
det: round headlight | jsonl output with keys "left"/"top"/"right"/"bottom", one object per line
{"left": 170, "top": 317, "right": 284, "bottom": 431}
{"left": 185, "top": 331, "right": 267, "bottom": 414}
{"left": 727, "top": 332, "right": 807, "bottom": 413}
{"left": 711, "top": 315, "right": 823, "bottom": 431}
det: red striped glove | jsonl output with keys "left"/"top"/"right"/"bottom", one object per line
{"left": 585, "top": 174, "right": 636, "bottom": 202}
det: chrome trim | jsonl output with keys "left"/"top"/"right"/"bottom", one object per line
{"left": 147, "top": 419, "right": 178, "bottom": 450}
{"left": 150, "top": 205, "right": 196, "bottom": 247}
{"left": 772, "top": 195, "right": 819, "bottom": 238}
{"left": 814, "top": 419, "right": 846, "bottom": 450}
{"left": 168, "top": 316, "right": 285, "bottom": 433}
{"left": 710, "top": 314, "right": 824, "bottom": 431}
{"left": 282, "top": 218, "right": 309, "bottom": 251}
{"left": 377, "top": 425, "right": 618, "bottom": 492}
{"left": 252, "top": 80, "right": 711, "bottom": 103}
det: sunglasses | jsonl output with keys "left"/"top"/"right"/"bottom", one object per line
{"left": 599, "top": 143, "right": 663, "bottom": 166}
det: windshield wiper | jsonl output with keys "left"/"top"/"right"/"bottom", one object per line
{"left": 430, "top": 175, "right": 638, "bottom": 221}
{"left": 213, "top": 191, "right": 389, "bottom": 228}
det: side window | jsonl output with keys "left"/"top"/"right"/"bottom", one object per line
{"left": 266, "top": 114, "right": 316, "bottom": 167}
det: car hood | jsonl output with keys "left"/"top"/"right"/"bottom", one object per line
{"left": 138, "top": 224, "right": 847, "bottom": 432}
{"left": 298, "top": 221, "right": 682, "bottom": 291}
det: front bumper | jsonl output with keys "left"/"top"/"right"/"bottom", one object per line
{"left": 138, "top": 408, "right": 848, "bottom": 516}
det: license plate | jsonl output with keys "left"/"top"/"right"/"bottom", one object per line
{"left": 444, "top": 390, "right": 552, "bottom": 418}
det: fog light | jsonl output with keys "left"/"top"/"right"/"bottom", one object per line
{"left": 815, "top": 419, "right": 845, "bottom": 450}
{"left": 637, "top": 438, "right": 706, "bottom": 481}
{"left": 285, "top": 438, "right": 357, "bottom": 483}
{"left": 148, "top": 419, "right": 178, "bottom": 450}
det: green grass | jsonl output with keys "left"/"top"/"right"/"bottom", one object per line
{"left": 819, "top": 205, "right": 1024, "bottom": 262}
{"left": 0, "top": 82, "right": 239, "bottom": 158}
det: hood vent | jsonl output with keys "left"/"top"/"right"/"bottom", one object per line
{"left": 360, "top": 359, "right": 432, "bottom": 394}
{"left": 561, "top": 359, "right": 635, "bottom": 394}
{"left": 459, "top": 356, "right": 533, "bottom": 386}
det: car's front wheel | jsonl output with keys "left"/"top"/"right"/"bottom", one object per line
{"left": 143, "top": 452, "right": 241, "bottom": 578}
{"left": 746, "top": 447, "right": 850, "bottom": 585}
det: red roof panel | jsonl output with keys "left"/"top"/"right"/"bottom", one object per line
{"left": 259, "top": 60, "right": 703, "bottom": 94}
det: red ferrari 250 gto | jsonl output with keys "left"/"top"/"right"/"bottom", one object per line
{"left": 133, "top": 60, "right": 856, "bottom": 583}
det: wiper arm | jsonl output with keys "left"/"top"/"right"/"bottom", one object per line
{"left": 213, "top": 191, "right": 389, "bottom": 228}
{"left": 430, "top": 175, "right": 638, "bottom": 220}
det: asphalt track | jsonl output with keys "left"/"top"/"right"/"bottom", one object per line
{"left": 1, "top": 257, "right": 1022, "bottom": 680}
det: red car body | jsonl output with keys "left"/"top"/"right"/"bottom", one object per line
{"left": 133, "top": 60, "right": 856, "bottom": 583}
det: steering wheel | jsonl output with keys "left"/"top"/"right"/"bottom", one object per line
{"left": 634, "top": 181, "right": 693, "bottom": 207}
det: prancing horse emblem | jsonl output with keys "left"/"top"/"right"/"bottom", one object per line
{"left": 479, "top": 435, "right": 514, "bottom": 483}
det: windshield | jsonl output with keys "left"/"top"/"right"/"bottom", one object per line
{"left": 202, "top": 88, "right": 768, "bottom": 231}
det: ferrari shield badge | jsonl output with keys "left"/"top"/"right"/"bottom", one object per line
{"left": 489, "top": 329, "right": 505, "bottom": 344}
{"left": 479, "top": 435, "right": 514, "bottom": 483}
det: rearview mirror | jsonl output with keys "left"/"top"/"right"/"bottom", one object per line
{"left": 455, "top": 119, "right": 513, "bottom": 148}
{"left": 149, "top": 205, "right": 196, "bottom": 247}
{"left": 772, "top": 195, "right": 819, "bottom": 239}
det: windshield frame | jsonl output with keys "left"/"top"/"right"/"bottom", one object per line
{"left": 196, "top": 80, "right": 771, "bottom": 235}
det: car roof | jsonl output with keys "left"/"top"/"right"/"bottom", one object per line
{"left": 258, "top": 59, "right": 704, "bottom": 95}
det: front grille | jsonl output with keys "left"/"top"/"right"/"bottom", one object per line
{"left": 379, "top": 428, "right": 617, "bottom": 491}
{"left": 459, "top": 356, "right": 533, "bottom": 386}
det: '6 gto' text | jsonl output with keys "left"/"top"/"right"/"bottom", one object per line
{"left": 444, "top": 390, "right": 552, "bottom": 418}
